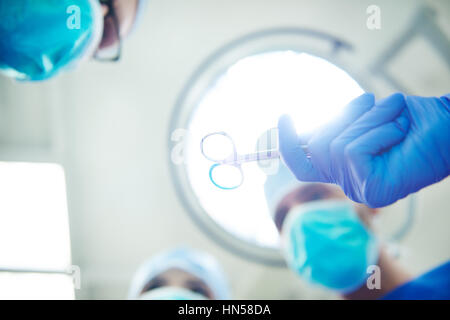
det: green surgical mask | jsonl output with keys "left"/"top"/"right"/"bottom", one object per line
{"left": 282, "top": 200, "right": 379, "bottom": 293}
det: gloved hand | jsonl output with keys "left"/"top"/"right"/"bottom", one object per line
{"left": 278, "top": 93, "right": 450, "bottom": 208}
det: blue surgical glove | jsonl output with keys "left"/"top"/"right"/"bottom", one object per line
{"left": 278, "top": 93, "right": 450, "bottom": 208}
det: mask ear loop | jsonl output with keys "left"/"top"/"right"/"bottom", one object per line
{"left": 129, "top": 0, "right": 149, "bottom": 35}
{"left": 78, "top": 0, "right": 105, "bottom": 63}
{"left": 94, "top": 0, "right": 122, "bottom": 61}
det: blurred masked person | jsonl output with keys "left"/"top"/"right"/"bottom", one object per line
{"left": 0, "top": 0, "right": 147, "bottom": 81}
{"left": 128, "top": 247, "right": 230, "bottom": 300}
{"left": 264, "top": 164, "right": 449, "bottom": 300}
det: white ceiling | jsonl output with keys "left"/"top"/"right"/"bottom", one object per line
{"left": 0, "top": 0, "right": 449, "bottom": 299}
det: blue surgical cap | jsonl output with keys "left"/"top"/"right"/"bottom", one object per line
{"left": 264, "top": 163, "right": 305, "bottom": 218}
{"left": 0, "top": 0, "right": 103, "bottom": 81}
{"left": 128, "top": 247, "right": 230, "bottom": 300}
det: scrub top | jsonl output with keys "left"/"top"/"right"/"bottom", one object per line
{"left": 382, "top": 261, "right": 450, "bottom": 300}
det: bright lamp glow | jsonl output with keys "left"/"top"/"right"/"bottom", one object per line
{"left": 185, "top": 51, "right": 364, "bottom": 248}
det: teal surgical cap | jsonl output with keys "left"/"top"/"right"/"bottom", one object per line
{"left": 128, "top": 247, "right": 230, "bottom": 300}
{"left": 264, "top": 163, "right": 305, "bottom": 218}
{"left": 0, "top": 0, "right": 103, "bottom": 81}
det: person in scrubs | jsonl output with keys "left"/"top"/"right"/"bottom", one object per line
{"left": 264, "top": 164, "right": 450, "bottom": 299}
{"left": 0, "top": 0, "right": 147, "bottom": 81}
{"left": 128, "top": 247, "right": 230, "bottom": 300}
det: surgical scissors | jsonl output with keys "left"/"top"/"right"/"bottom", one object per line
{"left": 200, "top": 130, "right": 308, "bottom": 189}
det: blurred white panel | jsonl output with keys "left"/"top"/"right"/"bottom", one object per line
{"left": 0, "top": 273, "right": 74, "bottom": 300}
{"left": 0, "top": 162, "right": 71, "bottom": 270}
